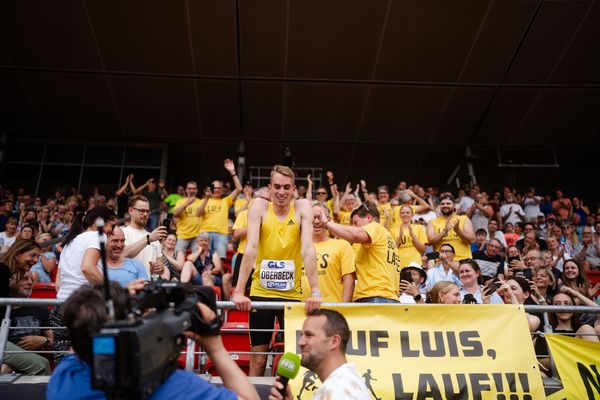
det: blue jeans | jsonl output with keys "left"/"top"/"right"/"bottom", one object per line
{"left": 207, "top": 232, "right": 228, "bottom": 258}
{"left": 175, "top": 237, "right": 199, "bottom": 253}
{"left": 355, "top": 297, "right": 400, "bottom": 304}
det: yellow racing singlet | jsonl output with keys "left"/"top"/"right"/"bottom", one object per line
{"left": 429, "top": 215, "right": 472, "bottom": 260}
{"left": 250, "top": 202, "right": 304, "bottom": 300}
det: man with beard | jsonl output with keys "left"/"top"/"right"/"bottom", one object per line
{"left": 122, "top": 195, "right": 168, "bottom": 276}
{"left": 268, "top": 309, "right": 370, "bottom": 400}
{"left": 427, "top": 193, "right": 475, "bottom": 261}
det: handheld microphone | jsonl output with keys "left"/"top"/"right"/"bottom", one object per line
{"left": 276, "top": 352, "right": 301, "bottom": 395}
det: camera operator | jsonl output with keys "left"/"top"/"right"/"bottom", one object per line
{"left": 47, "top": 282, "right": 259, "bottom": 400}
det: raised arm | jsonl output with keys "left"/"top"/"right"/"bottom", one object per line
{"left": 305, "top": 174, "right": 313, "bottom": 202}
{"left": 407, "top": 189, "right": 430, "bottom": 213}
{"left": 115, "top": 174, "right": 132, "bottom": 197}
{"left": 224, "top": 159, "right": 243, "bottom": 200}
{"left": 133, "top": 178, "right": 153, "bottom": 195}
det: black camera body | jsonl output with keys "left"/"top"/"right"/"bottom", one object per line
{"left": 91, "top": 282, "right": 220, "bottom": 399}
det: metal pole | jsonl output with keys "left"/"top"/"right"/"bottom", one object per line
{"left": 0, "top": 305, "right": 12, "bottom": 367}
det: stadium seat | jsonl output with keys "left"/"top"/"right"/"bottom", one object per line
{"left": 30, "top": 283, "right": 57, "bottom": 299}
{"left": 203, "top": 321, "right": 251, "bottom": 375}
{"left": 224, "top": 309, "right": 249, "bottom": 323}
{"left": 588, "top": 270, "right": 600, "bottom": 296}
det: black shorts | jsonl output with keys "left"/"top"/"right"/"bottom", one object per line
{"left": 249, "top": 296, "right": 298, "bottom": 347}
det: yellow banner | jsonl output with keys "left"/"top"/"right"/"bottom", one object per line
{"left": 546, "top": 334, "right": 600, "bottom": 399}
{"left": 284, "top": 304, "right": 545, "bottom": 400}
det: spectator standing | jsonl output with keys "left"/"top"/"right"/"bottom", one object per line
{"left": 552, "top": 190, "right": 572, "bottom": 220}
{"left": 114, "top": 173, "right": 135, "bottom": 219}
{"left": 427, "top": 194, "right": 475, "bottom": 261}
{"left": 163, "top": 185, "right": 185, "bottom": 218}
{"left": 522, "top": 188, "right": 542, "bottom": 222}
{"left": 121, "top": 195, "right": 167, "bottom": 276}
{"left": 320, "top": 201, "right": 400, "bottom": 303}
{"left": 500, "top": 194, "right": 526, "bottom": 226}
{"left": 466, "top": 193, "right": 493, "bottom": 234}
{"left": 457, "top": 259, "right": 503, "bottom": 304}
{"left": 197, "top": 159, "right": 243, "bottom": 259}
{"left": 304, "top": 203, "right": 355, "bottom": 302}
{"left": 172, "top": 181, "right": 205, "bottom": 252}
{"left": 392, "top": 205, "right": 427, "bottom": 268}
{"left": 134, "top": 178, "right": 167, "bottom": 231}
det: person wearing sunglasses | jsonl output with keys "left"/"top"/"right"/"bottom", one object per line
{"left": 317, "top": 200, "right": 400, "bottom": 304}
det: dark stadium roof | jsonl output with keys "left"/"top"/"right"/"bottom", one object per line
{"left": 1, "top": 1, "right": 599, "bottom": 198}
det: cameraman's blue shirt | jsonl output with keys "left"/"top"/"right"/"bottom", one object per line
{"left": 47, "top": 354, "right": 237, "bottom": 400}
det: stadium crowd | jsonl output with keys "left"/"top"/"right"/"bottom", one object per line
{"left": 0, "top": 160, "right": 599, "bottom": 379}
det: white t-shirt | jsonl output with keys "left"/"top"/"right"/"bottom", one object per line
{"left": 523, "top": 197, "right": 542, "bottom": 219}
{"left": 313, "top": 363, "right": 371, "bottom": 400}
{"left": 122, "top": 225, "right": 161, "bottom": 276}
{"left": 57, "top": 231, "right": 103, "bottom": 301}
{"left": 457, "top": 197, "right": 474, "bottom": 215}
{"left": 500, "top": 204, "right": 525, "bottom": 226}
{"left": 0, "top": 232, "right": 17, "bottom": 248}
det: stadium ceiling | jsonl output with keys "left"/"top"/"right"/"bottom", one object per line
{"left": 0, "top": 1, "right": 599, "bottom": 195}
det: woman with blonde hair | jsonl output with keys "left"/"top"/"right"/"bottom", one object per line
{"left": 428, "top": 281, "right": 460, "bottom": 304}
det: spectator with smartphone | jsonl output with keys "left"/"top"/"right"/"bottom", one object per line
{"left": 458, "top": 259, "right": 503, "bottom": 304}
{"left": 122, "top": 195, "right": 168, "bottom": 277}
{"left": 472, "top": 238, "right": 504, "bottom": 281}
{"left": 425, "top": 243, "right": 460, "bottom": 291}
{"left": 399, "top": 262, "right": 427, "bottom": 304}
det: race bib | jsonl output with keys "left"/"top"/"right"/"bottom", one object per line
{"left": 259, "top": 259, "right": 295, "bottom": 291}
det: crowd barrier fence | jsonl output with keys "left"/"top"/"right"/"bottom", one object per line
{"left": 1, "top": 299, "right": 599, "bottom": 380}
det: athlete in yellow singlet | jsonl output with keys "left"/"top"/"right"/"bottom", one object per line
{"left": 427, "top": 194, "right": 475, "bottom": 261}
{"left": 231, "top": 187, "right": 270, "bottom": 292}
{"left": 232, "top": 165, "right": 321, "bottom": 376}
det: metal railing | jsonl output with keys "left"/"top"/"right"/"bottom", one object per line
{"left": 1, "top": 299, "right": 599, "bottom": 378}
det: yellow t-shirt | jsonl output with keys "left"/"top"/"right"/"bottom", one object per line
{"left": 234, "top": 197, "right": 249, "bottom": 216}
{"left": 250, "top": 203, "right": 304, "bottom": 300}
{"left": 376, "top": 202, "right": 393, "bottom": 230}
{"left": 353, "top": 222, "right": 400, "bottom": 301}
{"left": 337, "top": 210, "right": 351, "bottom": 225}
{"left": 390, "top": 205, "right": 418, "bottom": 233}
{"left": 174, "top": 198, "right": 203, "bottom": 240}
{"left": 429, "top": 215, "right": 472, "bottom": 261}
{"left": 199, "top": 197, "right": 234, "bottom": 235}
{"left": 232, "top": 210, "right": 248, "bottom": 254}
{"left": 300, "top": 239, "right": 356, "bottom": 302}
{"left": 390, "top": 223, "right": 427, "bottom": 268}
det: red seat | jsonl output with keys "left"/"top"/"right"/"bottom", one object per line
{"left": 588, "top": 270, "right": 600, "bottom": 296}
{"left": 31, "top": 283, "right": 57, "bottom": 299}
{"left": 225, "top": 309, "right": 249, "bottom": 323}
{"left": 203, "top": 321, "right": 251, "bottom": 376}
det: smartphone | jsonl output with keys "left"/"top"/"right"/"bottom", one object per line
{"left": 507, "top": 256, "right": 520, "bottom": 264}
{"left": 162, "top": 218, "right": 172, "bottom": 229}
{"left": 426, "top": 251, "right": 440, "bottom": 260}
{"left": 209, "top": 183, "right": 215, "bottom": 192}
{"left": 485, "top": 280, "right": 500, "bottom": 294}
{"left": 400, "top": 269, "right": 413, "bottom": 283}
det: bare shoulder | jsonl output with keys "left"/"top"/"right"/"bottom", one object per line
{"left": 248, "top": 198, "right": 269, "bottom": 219}
{"left": 294, "top": 198, "right": 312, "bottom": 211}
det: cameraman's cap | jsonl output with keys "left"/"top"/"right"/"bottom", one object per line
{"left": 401, "top": 261, "right": 427, "bottom": 281}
